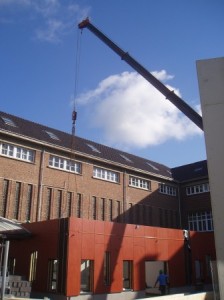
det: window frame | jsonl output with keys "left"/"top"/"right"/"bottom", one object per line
{"left": 0, "top": 142, "right": 35, "bottom": 163}
{"left": 159, "top": 183, "right": 177, "bottom": 196}
{"left": 129, "top": 176, "right": 150, "bottom": 190}
{"left": 186, "top": 183, "right": 210, "bottom": 196}
{"left": 93, "top": 166, "right": 119, "bottom": 183}
{"left": 48, "top": 259, "right": 58, "bottom": 292}
{"left": 188, "top": 211, "right": 213, "bottom": 232}
{"left": 49, "top": 155, "right": 81, "bottom": 174}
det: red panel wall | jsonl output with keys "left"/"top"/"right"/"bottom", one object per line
{"left": 66, "top": 218, "right": 189, "bottom": 296}
{"left": 9, "top": 218, "right": 216, "bottom": 297}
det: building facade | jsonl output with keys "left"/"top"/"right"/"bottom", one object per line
{"left": 0, "top": 111, "right": 215, "bottom": 299}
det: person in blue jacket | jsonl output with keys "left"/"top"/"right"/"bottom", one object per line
{"left": 154, "top": 270, "right": 169, "bottom": 295}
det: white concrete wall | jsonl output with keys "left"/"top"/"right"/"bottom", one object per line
{"left": 197, "top": 57, "right": 224, "bottom": 300}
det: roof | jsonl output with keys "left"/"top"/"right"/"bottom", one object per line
{"left": 0, "top": 217, "right": 31, "bottom": 240}
{"left": 0, "top": 110, "right": 208, "bottom": 182}
{"left": 171, "top": 160, "right": 208, "bottom": 182}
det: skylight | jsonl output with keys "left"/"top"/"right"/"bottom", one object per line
{"left": 44, "top": 130, "right": 60, "bottom": 141}
{"left": 1, "top": 116, "right": 17, "bottom": 127}
{"left": 194, "top": 167, "right": 203, "bottom": 172}
{"left": 119, "top": 154, "right": 132, "bottom": 163}
{"left": 146, "top": 162, "right": 159, "bottom": 171}
{"left": 86, "top": 143, "right": 101, "bottom": 153}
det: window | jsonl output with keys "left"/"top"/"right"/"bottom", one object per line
{"left": 44, "top": 130, "right": 60, "bottom": 141}
{"left": 8, "top": 257, "right": 16, "bottom": 275}
{"left": 93, "top": 167, "right": 119, "bottom": 183}
{"left": 0, "top": 179, "right": 9, "bottom": 217}
{"left": 76, "top": 193, "right": 82, "bottom": 218}
{"left": 92, "top": 196, "right": 97, "bottom": 220}
{"left": 100, "top": 198, "right": 105, "bottom": 221}
{"left": 123, "top": 260, "right": 133, "bottom": 290}
{"left": 159, "top": 183, "right": 176, "bottom": 196}
{"left": 146, "top": 162, "right": 159, "bottom": 171}
{"left": 80, "top": 260, "right": 93, "bottom": 292}
{"left": 104, "top": 252, "right": 111, "bottom": 285}
{"left": 49, "top": 155, "right": 81, "bottom": 174}
{"left": 115, "top": 200, "right": 121, "bottom": 222}
{"left": 12, "top": 182, "right": 21, "bottom": 220}
{"left": 109, "top": 199, "right": 113, "bottom": 221}
{"left": 48, "top": 259, "right": 58, "bottom": 292}
{"left": 0, "top": 143, "right": 35, "bottom": 162}
{"left": 25, "top": 184, "right": 33, "bottom": 221}
{"left": 66, "top": 192, "right": 72, "bottom": 217}
{"left": 188, "top": 211, "right": 213, "bottom": 232}
{"left": 1, "top": 116, "right": 17, "bottom": 127}
{"left": 86, "top": 143, "right": 101, "bottom": 153}
{"left": 45, "top": 188, "right": 52, "bottom": 220}
{"left": 56, "top": 190, "right": 62, "bottom": 218}
{"left": 129, "top": 176, "right": 150, "bottom": 190}
{"left": 195, "top": 260, "right": 203, "bottom": 281}
{"left": 29, "top": 251, "right": 38, "bottom": 281}
{"left": 186, "top": 183, "right": 210, "bottom": 195}
{"left": 128, "top": 203, "right": 134, "bottom": 224}
{"left": 119, "top": 154, "right": 132, "bottom": 163}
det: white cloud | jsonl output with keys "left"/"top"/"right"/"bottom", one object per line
{"left": 0, "top": 0, "right": 91, "bottom": 43}
{"left": 35, "top": 18, "right": 64, "bottom": 43}
{"left": 76, "top": 71, "right": 202, "bottom": 149}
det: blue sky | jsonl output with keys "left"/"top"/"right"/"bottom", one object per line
{"left": 1, "top": 0, "right": 223, "bottom": 167}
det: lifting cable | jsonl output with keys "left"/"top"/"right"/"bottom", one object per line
{"left": 64, "top": 27, "right": 82, "bottom": 216}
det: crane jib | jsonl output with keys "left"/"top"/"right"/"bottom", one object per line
{"left": 78, "top": 18, "right": 203, "bottom": 131}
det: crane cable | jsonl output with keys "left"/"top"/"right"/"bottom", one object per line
{"left": 63, "top": 28, "right": 82, "bottom": 217}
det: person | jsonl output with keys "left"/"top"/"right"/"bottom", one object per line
{"left": 154, "top": 270, "right": 169, "bottom": 295}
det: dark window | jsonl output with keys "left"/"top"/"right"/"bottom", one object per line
{"left": 46, "top": 188, "right": 52, "bottom": 220}
{"left": 13, "top": 182, "right": 21, "bottom": 220}
{"left": 56, "top": 190, "right": 62, "bottom": 218}
{"left": 29, "top": 251, "right": 38, "bottom": 282}
{"left": 25, "top": 184, "right": 33, "bottom": 221}
{"left": 48, "top": 259, "right": 58, "bottom": 292}
{"left": 0, "top": 179, "right": 9, "bottom": 217}
{"left": 92, "top": 196, "right": 97, "bottom": 220}
{"left": 76, "top": 193, "right": 82, "bottom": 218}
{"left": 109, "top": 199, "right": 113, "bottom": 221}
{"left": 66, "top": 192, "right": 72, "bottom": 217}
{"left": 80, "top": 260, "right": 93, "bottom": 292}
{"left": 123, "top": 260, "right": 133, "bottom": 290}
{"left": 104, "top": 252, "right": 111, "bottom": 285}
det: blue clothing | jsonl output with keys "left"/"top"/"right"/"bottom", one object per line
{"left": 156, "top": 273, "right": 168, "bottom": 286}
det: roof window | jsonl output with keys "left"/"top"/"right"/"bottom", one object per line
{"left": 1, "top": 116, "right": 17, "bottom": 127}
{"left": 86, "top": 143, "right": 101, "bottom": 153}
{"left": 194, "top": 167, "right": 203, "bottom": 172}
{"left": 119, "top": 154, "right": 132, "bottom": 163}
{"left": 44, "top": 130, "right": 60, "bottom": 141}
{"left": 146, "top": 162, "right": 159, "bottom": 170}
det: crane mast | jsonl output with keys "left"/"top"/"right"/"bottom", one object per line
{"left": 78, "top": 18, "right": 203, "bottom": 130}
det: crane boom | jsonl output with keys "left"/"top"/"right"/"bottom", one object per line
{"left": 78, "top": 18, "right": 203, "bottom": 130}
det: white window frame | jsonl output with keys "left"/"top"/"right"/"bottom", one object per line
{"left": 186, "top": 183, "right": 210, "bottom": 196}
{"left": 0, "top": 142, "right": 35, "bottom": 162}
{"left": 129, "top": 176, "right": 150, "bottom": 190}
{"left": 188, "top": 211, "right": 213, "bottom": 232}
{"left": 93, "top": 167, "right": 119, "bottom": 183}
{"left": 159, "top": 183, "right": 176, "bottom": 196}
{"left": 49, "top": 155, "right": 81, "bottom": 174}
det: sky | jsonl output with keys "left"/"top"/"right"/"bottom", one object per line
{"left": 1, "top": 0, "right": 224, "bottom": 168}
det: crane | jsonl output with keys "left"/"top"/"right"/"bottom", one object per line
{"left": 78, "top": 18, "right": 203, "bottom": 131}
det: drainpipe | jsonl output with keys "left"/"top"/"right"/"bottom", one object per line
{"left": 37, "top": 150, "right": 45, "bottom": 221}
{"left": 123, "top": 170, "right": 127, "bottom": 223}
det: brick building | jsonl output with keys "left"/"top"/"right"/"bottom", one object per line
{"left": 0, "top": 110, "right": 215, "bottom": 299}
